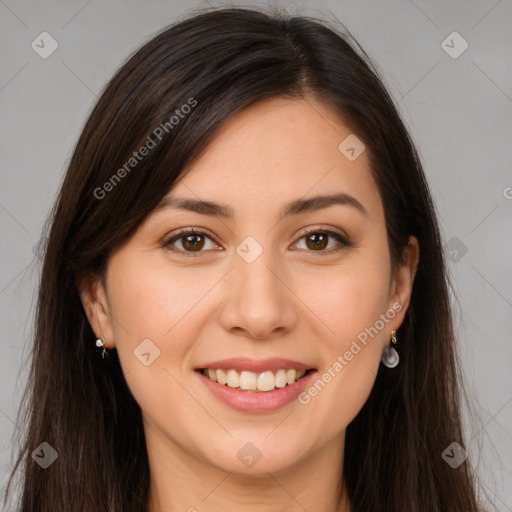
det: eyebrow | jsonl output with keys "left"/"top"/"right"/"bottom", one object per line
{"left": 155, "top": 192, "right": 368, "bottom": 220}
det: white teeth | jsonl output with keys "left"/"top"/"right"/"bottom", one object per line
{"left": 257, "top": 370, "right": 275, "bottom": 392}
{"left": 286, "top": 369, "right": 296, "bottom": 385}
{"left": 201, "top": 367, "right": 310, "bottom": 392}
{"left": 216, "top": 369, "right": 227, "bottom": 385}
{"left": 226, "top": 369, "right": 239, "bottom": 388}
{"left": 275, "top": 369, "right": 287, "bottom": 388}
{"left": 239, "top": 371, "right": 257, "bottom": 390}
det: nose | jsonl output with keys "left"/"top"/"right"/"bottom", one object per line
{"left": 218, "top": 247, "right": 298, "bottom": 340}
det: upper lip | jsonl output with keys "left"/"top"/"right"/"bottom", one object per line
{"left": 196, "top": 357, "right": 315, "bottom": 373}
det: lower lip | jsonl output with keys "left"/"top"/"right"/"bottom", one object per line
{"left": 196, "top": 370, "right": 317, "bottom": 413}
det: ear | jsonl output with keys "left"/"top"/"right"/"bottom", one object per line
{"left": 387, "top": 235, "right": 420, "bottom": 330}
{"left": 76, "top": 273, "right": 115, "bottom": 348}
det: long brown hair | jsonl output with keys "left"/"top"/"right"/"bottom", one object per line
{"left": 5, "top": 6, "right": 488, "bottom": 511}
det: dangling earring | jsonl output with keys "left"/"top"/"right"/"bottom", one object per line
{"left": 381, "top": 330, "right": 399, "bottom": 368}
{"left": 95, "top": 338, "right": 107, "bottom": 358}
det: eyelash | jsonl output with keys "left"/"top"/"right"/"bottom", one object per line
{"left": 162, "top": 226, "right": 351, "bottom": 257}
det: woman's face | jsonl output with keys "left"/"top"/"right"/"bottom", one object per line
{"left": 82, "top": 96, "right": 418, "bottom": 477}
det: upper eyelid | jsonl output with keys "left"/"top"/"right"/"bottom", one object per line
{"left": 167, "top": 226, "right": 219, "bottom": 244}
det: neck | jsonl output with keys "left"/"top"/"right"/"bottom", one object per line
{"left": 145, "top": 421, "right": 352, "bottom": 512}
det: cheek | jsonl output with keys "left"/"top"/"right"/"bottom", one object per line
{"left": 108, "top": 265, "right": 173, "bottom": 341}
{"left": 294, "top": 249, "right": 391, "bottom": 433}
{"left": 108, "top": 255, "right": 215, "bottom": 343}
{"left": 106, "top": 255, "right": 224, "bottom": 389}
{"left": 105, "top": 259, "right": 201, "bottom": 419}
{"left": 104, "top": 259, "right": 183, "bottom": 385}
{"left": 302, "top": 253, "right": 392, "bottom": 350}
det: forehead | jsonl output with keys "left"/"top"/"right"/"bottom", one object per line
{"left": 167, "top": 97, "right": 383, "bottom": 222}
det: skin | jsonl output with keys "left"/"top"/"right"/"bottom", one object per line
{"left": 79, "top": 96, "right": 419, "bottom": 512}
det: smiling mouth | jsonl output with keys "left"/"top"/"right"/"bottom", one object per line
{"left": 196, "top": 368, "right": 315, "bottom": 392}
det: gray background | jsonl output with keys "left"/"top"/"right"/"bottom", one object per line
{"left": 1, "top": 0, "right": 511, "bottom": 509}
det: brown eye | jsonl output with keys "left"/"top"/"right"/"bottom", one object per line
{"left": 164, "top": 228, "right": 219, "bottom": 255}
{"left": 181, "top": 233, "right": 205, "bottom": 251}
{"left": 294, "top": 229, "right": 350, "bottom": 253}
{"left": 305, "top": 232, "right": 328, "bottom": 251}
